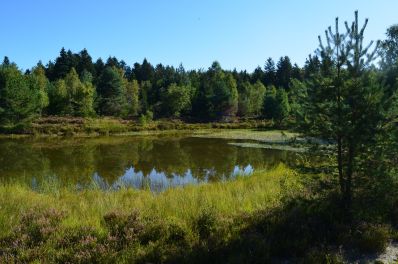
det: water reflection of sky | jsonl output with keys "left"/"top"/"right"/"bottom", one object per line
{"left": 3, "top": 136, "right": 292, "bottom": 192}
{"left": 91, "top": 164, "right": 254, "bottom": 192}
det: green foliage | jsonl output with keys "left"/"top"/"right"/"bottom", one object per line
{"left": 29, "top": 66, "right": 50, "bottom": 112}
{"left": 354, "top": 224, "right": 389, "bottom": 254}
{"left": 263, "top": 86, "right": 290, "bottom": 122}
{"left": 0, "top": 49, "right": 303, "bottom": 123}
{"left": 295, "top": 11, "right": 394, "bottom": 213}
{"left": 65, "top": 68, "right": 95, "bottom": 117}
{"left": 162, "top": 83, "right": 192, "bottom": 117}
{"left": 276, "top": 56, "right": 293, "bottom": 90}
{"left": 193, "top": 61, "right": 238, "bottom": 120}
{"left": 289, "top": 78, "right": 306, "bottom": 116}
{"left": 77, "top": 70, "right": 96, "bottom": 117}
{"left": 125, "top": 79, "right": 140, "bottom": 117}
{"left": 97, "top": 66, "right": 127, "bottom": 116}
{"left": 381, "top": 24, "right": 398, "bottom": 67}
{"left": 47, "top": 79, "right": 68, "bottom": 115}
{"left": 139, "top": 80, "right": 152, "bottom": 114}
{"left": 139, "top": 110, "right": 154, "bottom": 126}
{"left": 47, "top": 69, "right": 95, "bottom": 117}
{"left": 195, "top": 209, "right": 218, "bottom": 240}
{"left": 238, "top": 81, "right": 266, "bottom": 117}
{"left": 0, "top": 63, "right": 42, "bottom": 126}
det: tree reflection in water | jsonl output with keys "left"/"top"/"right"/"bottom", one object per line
{"left": 0, "top": 136, "right": 297, "bottom": 191}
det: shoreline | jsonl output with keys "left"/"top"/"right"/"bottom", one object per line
{"left": 0, "top": 116, "right": 278, "bottom": 138}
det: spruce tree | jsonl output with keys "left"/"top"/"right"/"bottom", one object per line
{"left": 97, "top": 66, "right": 127, "bottom": 116}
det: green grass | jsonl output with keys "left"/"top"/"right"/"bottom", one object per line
{"left": 0, "top": 164, "right": 300, "bottom": 236}
{"left": 1, "top": 163, "right": 395, "bottom": 263}
{"left": 0, "top": 164, "right": 310, "bottom": 263}
{"left": 193, "top": 129, "right": 308, "bottom": 152}
{"left": 228, "top": 142, "right": 307, "bottom": 152}
{"left": 193, "top": 129, "right": 299, "bottom": 143}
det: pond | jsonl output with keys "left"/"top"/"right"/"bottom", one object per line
{"left": 0, "top": 135, "right": 298, "bottom": 191}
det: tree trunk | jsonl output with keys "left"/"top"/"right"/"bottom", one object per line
{"left": 337, "top": 135, "right": 344, "bottom": 195}
{"left": 343, "top": 143, "right": 355, "bottom": 219}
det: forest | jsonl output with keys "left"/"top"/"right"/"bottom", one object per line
{"left": 1, "top": 23, "right": 396, "bottom": 131}
{"left": 0, "top": 50, "right": 296, "bottom": 126}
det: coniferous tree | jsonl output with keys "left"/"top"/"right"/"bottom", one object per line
{"left": 51, "top": 48, "right": 77, "bottom": 80}
{"left": 380, "top": 25, "right": 398, "bottom": 98}
{"left": 263, "top": 86, "right": 290, "bottom": 123}
{"left": 264, "top": 58, "right": 276, "bottom": 86}
{"left": 276, "top": 56, "right": 293, "bottom": 90}
{"left": 195, "top": 62, "right": 238, "bottom": 120}
{"left": 97, "top": 66, "right": 127, "bottom": 116}
{"left": 304, "top": 55, "right": 321, "bottom": 79}
{"left": 381, "top": 25, "right": 398, "bottom": 67}
{"left": 263, "top": 85, "right": 278, "bottom": 119}
{"left": 94, "top": 58, "right": 105, "bottom": 82}
{"left": 2, "top": 56, "right": 10, "bottom": 66}
{"left": 296, "top": 11, "right": 394, "bottom": 213}
{"left": 76, "top": 49, "right": 96, "bottom": 78}
{"left": 251, "top": 66, "right": 264, "bottom": 83}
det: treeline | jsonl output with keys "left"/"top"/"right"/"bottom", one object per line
{"left": 0, "top": 24, "right": 397, "bottom": 127}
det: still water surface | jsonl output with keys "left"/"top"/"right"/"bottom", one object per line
{"left": 0, "top": 135, "right": 296, "bottom": 191}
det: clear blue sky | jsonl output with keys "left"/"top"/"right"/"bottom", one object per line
{"left": 1, "top": 0, "right": 397, "bottom": 71}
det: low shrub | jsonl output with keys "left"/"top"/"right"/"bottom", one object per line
{"left": 103, "top": 210, "right": 144, "bottom": 249}
{"left": 303, "top": 249, "right": 344, "bottom": 264}
{"left": 16, "top": 208, "right": 65, "bottom": 246}
{"left": 51, "top": 227, "right": 112, "bottom": 264}
{"left": 195, "top": 208, "right": 218, "bottom": 240}
{"left": 354, "top": 223, "right": 389, "bottom": 254}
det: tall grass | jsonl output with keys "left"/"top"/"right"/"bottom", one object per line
{"left": 0, "top": 164, "right": 300, "bottom": 236}
{"left": 1, "top": 164, "right": 393, "bottom": 263}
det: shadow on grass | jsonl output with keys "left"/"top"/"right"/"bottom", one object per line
{"left": 1, "top": 178, "right": 396, "bottom": 263}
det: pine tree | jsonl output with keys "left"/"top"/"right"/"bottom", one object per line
{"left": 296, "top": 11, "right": 393, "bottom": 213}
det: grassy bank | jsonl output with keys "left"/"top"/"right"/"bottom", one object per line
{"left": 0, "top": 165, "right": 301, "bottom": 234}
{"left": 0, "top": 116, "right": 275, "bottom": 137}
{"left": 1, "top": 164, "right": 397, "bottom": 263}
{"left": 0, "top": 165, "right": 304, "bottom": 263}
